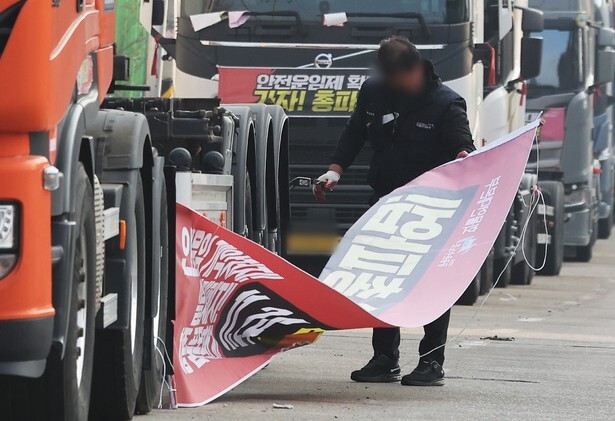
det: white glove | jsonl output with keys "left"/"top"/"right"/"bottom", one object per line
{"left": 316, "top": 170, "right": 341, "bottom": 188}
{"left": 313, "top": 170, "right": 341, "bottom": 201}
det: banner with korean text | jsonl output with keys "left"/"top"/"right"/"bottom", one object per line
{"left": 174, "top": 120, "right": 540, "bottom": 406}
{"left": 218, "top": 66, "right": 370, "bottom": 117}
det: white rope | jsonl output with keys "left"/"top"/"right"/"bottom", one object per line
{"left": 155, "top": 336, "right": 175, "bottom": 409}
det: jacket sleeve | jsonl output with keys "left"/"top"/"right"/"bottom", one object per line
{"left": 440, "top": 97, "right": 476, "bottom": 160}
{"left": 330, "top": 86, "right": 368, "bottom": 170}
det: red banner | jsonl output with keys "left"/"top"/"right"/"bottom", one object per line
{"left": 174, "top": 120, "right": 540, "bottom": 406}
{"left": 218, "top": 66, "right": 370, "bottom": 117}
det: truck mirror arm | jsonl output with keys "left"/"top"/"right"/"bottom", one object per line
{"left": 151, "top": 27, "right": 176, "bottom": 60}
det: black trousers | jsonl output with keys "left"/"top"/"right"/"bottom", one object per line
{"left": 372, "top": 309, "right": 451, "bottom": 366}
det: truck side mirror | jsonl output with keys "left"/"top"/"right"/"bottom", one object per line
{"left": 521, "top": 37, "right": 543, "bottom": 80}
{"left": 520, "top": 7, "right": 544, "bottom": 33}
{"left": 595, "top": 49, "right": 615, "bottom": 85}
{"left": 598, "top": 27, "right": 615, "bottom": 48}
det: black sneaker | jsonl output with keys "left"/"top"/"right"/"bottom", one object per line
{"left": 350, "top": 355, "right": 401, "bottom": 383}
{"left": 401, "top": 360, "right": 445, "bottom": 386}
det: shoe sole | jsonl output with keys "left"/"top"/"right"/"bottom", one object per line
{"left": 401, "top": 378, "right": 445, "bottom": 386}
{"left": 350, "top": 373, "right": 402, "bottom": 383}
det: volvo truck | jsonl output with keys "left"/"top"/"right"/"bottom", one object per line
{"left": 0, "top": 1, "right": 289, "bottom": 420}
{"left": 157, "top": 0, "right": 547, "bottom": 303}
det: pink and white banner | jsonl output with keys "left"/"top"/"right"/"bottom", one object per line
{"left": 173, "top": 120, "right": 540, "bottom": 406}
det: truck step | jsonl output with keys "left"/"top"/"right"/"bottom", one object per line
{"left": 97, "top": 293, "right": 118, "bottom": 328}
{"left": 51, "top": 245, "right": 64, "bottom": 265}
{"left": 103, "top": 207, "right": 120, "bottom": 240}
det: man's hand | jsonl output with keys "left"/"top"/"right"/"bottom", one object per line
{"left": 456, "top": 150, "right": 470, "bottom": 159}
{"left": 313, "top": 170, "right": 341, "bottom": 202}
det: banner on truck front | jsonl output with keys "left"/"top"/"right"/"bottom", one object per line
{"left": 218, "top": 66, "right": 371, "bottom": 117}
{"left": 173, "top": 120, "right": 540, "bottom": 406}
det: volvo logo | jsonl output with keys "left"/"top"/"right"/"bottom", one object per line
{"left": 314, "top": 53, "right": 333, "bottom": 69}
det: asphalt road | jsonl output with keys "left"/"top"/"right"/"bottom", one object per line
{"left": 150, "top": 237, "right": 615, "bottom": 420}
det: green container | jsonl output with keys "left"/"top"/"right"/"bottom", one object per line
{"left": 114, "top": 0, "right": 148, "bottom": 97}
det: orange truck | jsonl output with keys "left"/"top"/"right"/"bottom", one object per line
{"left": 0, "top": 1, "right": 289, "bottom": 419}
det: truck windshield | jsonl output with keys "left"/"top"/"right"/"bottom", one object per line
{"left": 184, "top": 0, "right": 468, "bottom": 24}
{"left": 527, "top": 29, "right": 584, "bottom": 93}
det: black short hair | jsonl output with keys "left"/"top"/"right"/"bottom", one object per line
{"left": 377, "top": 36, "right": 422, "bottom": 76}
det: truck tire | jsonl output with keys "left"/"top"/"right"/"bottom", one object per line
{"left": 91, "top": 175, "right": 146, "bottom": 420}
{"left": 511, "top": 209, "right": 537, "bottom": 285}
{"left": 48, "top": 164, "right": 98, "bottom": 420}
{"left": 493, "top": 256, "right": 511, "bottom": 288}
{"left": 457, "top": 273, "right": 480, "bottom": 306}
{"left": 136, "top": 180, "right": 169, "bottom": 414}
{"left": 244, "top": 171, "right": 254, "bottom": 240}
{"left": 598, "top": 212, "right": 612, "bottom": 239}
{"left": 49, "top": 164, "right": 98, "bottom": 419}
{"left": 479, "top": 248, "right": 495, "bottom": 295}
{"left": 537, "top": 181, "right": 564, "bottom": 276}
{"left": 511, "top": 257, "right": 534, "bottom": 286}
{"left": 576, "top": 218, "right": 597, "bottom": 262}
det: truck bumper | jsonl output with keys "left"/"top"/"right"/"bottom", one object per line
{"left": 564, "top": 207, "right": 592, "bottom": 246}
{"left": 0, "top": 316, "right": 53, "bottom": 377}
{"left": 0, "top": 155, "right": 54, "bottom": 377}
{"left": 598, "top": 201, "right": 611, "bottom": 220}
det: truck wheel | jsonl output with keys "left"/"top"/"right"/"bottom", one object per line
{"left": 479, "top": 248, "right": 494, "bottom": 295}
{"left": 537, "top": 181, "right": 564, "bottom": 276}
{"left": 598, "top": 212, "right": 612, "bottom": 239}
{"left": 493, "top": 256, "right": 511, "bottom": 288}
{"left": 244, "top": 172, "right": 254, "bottom": 239}
{"left": 137, "top": 180, "right": 169, "bottom": 414}
{"left": 91, "top": 175, "right": 146, "bottom": 420}
{"left": 456, "top": 273, "right": 480, "bottom": 306}
{"left": 576, "top": 242, "right": 593, "bottom": 262}
{"left": 576, "top": 219, "right": 597, "bottom": 262}
{"left": 511, "top": 259, "right": 533, "bottom": 285}
{"left": 511, "top": 210, "right": 537, "bottom": 285}
{"left": 49, "top": 164, "right": 97, "bottom": 419}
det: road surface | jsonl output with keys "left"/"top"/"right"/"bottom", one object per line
{"left": 150, "top": 237, "right": 615, "bottom": 420}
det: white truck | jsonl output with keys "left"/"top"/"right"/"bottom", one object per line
{"left": 479, "top": 0, "right": 546, "bottom": 291}
{"left": 149, "top": 0, "right": 545, "bottom": 307}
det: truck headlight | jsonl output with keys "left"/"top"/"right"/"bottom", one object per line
{"left": 0, "top": 204, "right": 16, "bottom": 250}
{"left": 0, "top": 204, "right": 18, "bottom": 280}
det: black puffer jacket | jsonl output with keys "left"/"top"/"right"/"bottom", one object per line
{"left": 331, "top": 60, "right": 475, "bottom": 197}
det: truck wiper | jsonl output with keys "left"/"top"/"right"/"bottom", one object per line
{"left": 345, "top": 12, "right": 431, "bottom": 39}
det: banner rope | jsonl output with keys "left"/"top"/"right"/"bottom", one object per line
{"left": 407, "top": 127, "right": 549, "bottom": 367}
{"left": 155, "top": 336, "right": 176, "bottom": 409}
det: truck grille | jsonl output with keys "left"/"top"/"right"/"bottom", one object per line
{"left": 288, "top": 117, "right": 374, "bottom": 235}
{"left": 0, "top": 1, "right": 24, "bottom": 58}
